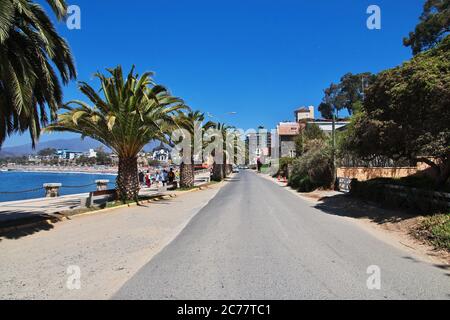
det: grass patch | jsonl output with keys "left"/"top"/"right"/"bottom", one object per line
{"left": 414, "top": 214, "right": 450, "bottom": 251}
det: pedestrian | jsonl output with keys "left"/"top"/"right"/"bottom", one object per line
{"left": 138, "top": 171, "right": 145, "bottom": 186}
{"left": 145, "top": 170, "right": 151, "bottom": 188}
{"left": 162, "top": 169, "right": 168, "bottom": 186}
{"left": 155, "top": 170, "right": 162, "bottom": 187}
{"left": 168, "top": 168, "right": 175, "bottom": 185}
{"left": 257, "top": 158, "right": 262, "bottom": 173}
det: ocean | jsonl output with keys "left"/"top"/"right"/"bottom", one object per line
{"left": 0, "top": 171, "right": 117, "bottom": 202}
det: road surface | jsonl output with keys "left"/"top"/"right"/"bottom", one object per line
{"left": 115, "top": 171, "right": 450, "bottom": 300}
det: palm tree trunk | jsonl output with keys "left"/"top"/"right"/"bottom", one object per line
{"left": 212, "top": 162, "right": 224, "bottom": 181}
{"left": 222, "top": 160, "right": 227, "bottom": 178}
{"left": 180, "top": 162, "right": 195, "bottom": 188}
{"left": 117, "top": 156, "right": 139, "bottom": 202}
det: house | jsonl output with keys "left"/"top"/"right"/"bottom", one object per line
{"left": 295, "top": 106, "right": 315, "bottom": 122}
{"left": 276, "top": 122, "right": 300, "bottom": 158}
{"left": 274, "top": 106, "right": 350, "bottom": 158}
{"left": 151, "top": 142, "right": 171, "bottom": 163}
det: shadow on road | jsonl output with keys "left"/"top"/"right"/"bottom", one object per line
{"left": 313, "top": 193, "right": 419, "bottom": 225}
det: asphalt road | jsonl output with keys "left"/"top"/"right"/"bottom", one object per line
{"left": 115, "top": 171, "right": 450, "bottom": 300}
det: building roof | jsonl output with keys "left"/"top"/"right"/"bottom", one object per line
{"left": 277, "top": 122, "right": 300, "bottom": 136}
{"left": 295, "top": 107, "right": 310, "bottom": 113}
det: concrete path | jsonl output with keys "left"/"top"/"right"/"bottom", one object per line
{"left": 115, "top": 170, "right": 450, "bottom": 300}
{"left": 0, "top": 183, "right": 221, "bottom": 299}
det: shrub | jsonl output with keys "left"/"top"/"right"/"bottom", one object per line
{"left": 275, "top": 157, "right": 294, "bottom": 177}
{"left": 288, "top": 143, "right": 333, "bottom": 192}
{"left": 415, "top": 214, "right": 450, "bottom": 251}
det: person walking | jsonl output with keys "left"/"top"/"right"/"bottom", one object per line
{"left": 162, "top": 169, "right": 168, "bottom": 187}
{"left": 145, "top": 170, "right": 151, "bottom": 188}
{"left": 168, "top": 168, "right": 175, "bottom": 185}
{"left": 139, "top": 171, "right": 145, "bottom": 186}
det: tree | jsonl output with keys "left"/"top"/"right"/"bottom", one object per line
{"left": 38, "top": 148, "right": 56, "bottom": 157}
{"left": 344, "top": 36, "right": 450, "bottom": 188}
{"left": 318, "top": 73, "right": 375, "bottom": 119}
{"left": 95, "top": 147, "right": 112, "bottom": 166}
{"left": 0, "top": 0, "right": 76, "bottom": 147}
{"left": 45, "top": 66, "right": 185, "bottom": 201}
{"left": 206, "top": 122, "right": 236, "bottom": 182}
{"left": 403, "top": 0, "right": 450, "bottom": 55}
{"left": 173, "top": 111, "right": 214, "bottom": 188}
{"left": 294, "top": 123, "right": 326, "bottom": 156}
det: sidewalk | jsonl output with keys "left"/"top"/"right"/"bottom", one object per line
{"left": 0, "top": 171, "right": 211, "bottom": 227}
{"left": 0, "top": 182, "right": 223, "bottom": 300}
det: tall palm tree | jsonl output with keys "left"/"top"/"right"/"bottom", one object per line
{"left": 0, "top": 0, "right": 76, "bottom": 147}
{"left": 210, "top": 122, "right": 236, "bottom": 181}
{"left": 173, "top": 111, "right": 214, "bottom": 188}
{"left": 45, "top": 66, "right": 185, "bottom": 201}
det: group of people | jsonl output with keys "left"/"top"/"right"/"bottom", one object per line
{"left": 138, "top": 168, "right": 176, "bottom": 188}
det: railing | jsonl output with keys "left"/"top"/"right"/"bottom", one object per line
{"left": 0, "top": 181, "right": 111, "bottom": 198}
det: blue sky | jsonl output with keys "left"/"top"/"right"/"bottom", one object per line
{"left": 4, "top": 0, "right": 424, "bottom": 147}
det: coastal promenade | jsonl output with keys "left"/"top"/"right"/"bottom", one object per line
{"left": 0, "top": 171, "right": 211, "bottom": 228}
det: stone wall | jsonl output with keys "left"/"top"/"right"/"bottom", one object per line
{"left": 337, "top": 167, "right": 419, "bottom": 181}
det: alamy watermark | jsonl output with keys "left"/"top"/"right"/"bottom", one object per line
{"left": 170, "top": 124, "right": 280, "bottom": 172}
{"left": 66, "top": 265, "right": 81, "bottom": 290}
{"left": 367, "top": 5, "right": 381, "bottom": 30}
{"left": 66, "top": 5, "right": 81, "bottom": 30}
{"left": 366, "top": 265, "right": 381, "bottom": 290}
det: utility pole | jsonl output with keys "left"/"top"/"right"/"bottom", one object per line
{"left": 332, "top": 105, "right": 337, "bottom": 189}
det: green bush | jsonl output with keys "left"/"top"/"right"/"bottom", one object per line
{"left": 416, "top": 214, "right": 450, "bottom": 251}
{"left": 288, "top": 143, "right": 333, "bottom": 192}
{"left": 275, "top": 157, "right": 294, "bottom": 177}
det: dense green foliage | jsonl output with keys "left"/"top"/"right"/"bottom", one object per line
{"left": 403, "top": 0, "right": 450, "bottom": 55}
{"left": 343, "top": 36, "right": 450, "bottom": 188}
{"left": 318, "top": 73, "right": 375, "bottom": 119}
{"left": 289, "top": 139, "right": 333, "bottom": 192}
{"left": 0, "top": 0, "right": 76, "bottom": 147}
{"left": 294, "top": 123, "right": 326, "bottom": 156}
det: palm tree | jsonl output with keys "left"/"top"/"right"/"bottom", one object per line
{"left": 0, "top": 0, "right": 76, "bottom": 147}
{"left": 173, "top": 111, "right": 214, "bottom": 188}
{"left": 45, "top": 66, "right": 185, "bottom": 201}
{"left": 210, "top": 122, "right": 236, "bottom": 181}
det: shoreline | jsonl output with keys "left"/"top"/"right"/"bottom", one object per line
{"left": 2, "top": 166, "right": 118, "bottom": 176}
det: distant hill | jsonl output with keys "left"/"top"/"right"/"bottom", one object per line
{"left": 0, "top": 138, "right": 162, "bottom": 158}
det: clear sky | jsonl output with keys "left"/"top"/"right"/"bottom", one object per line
{"left": 4, "top": 0, "right": 425, "bottom": 147}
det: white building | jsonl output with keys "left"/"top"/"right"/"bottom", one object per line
{"left": 151, "top": 143, "right": 171, "bottom": 163}
{"left": 86, "top": 149, "right": 97, "bottom": 158}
